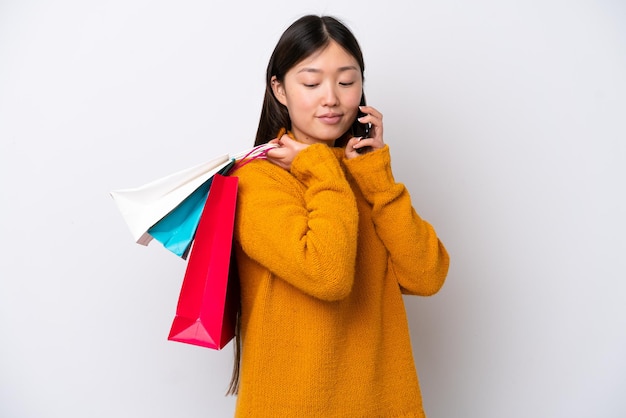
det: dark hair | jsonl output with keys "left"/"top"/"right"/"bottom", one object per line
{"left": 254, "top": 15, "right": 367, "bottom": 147}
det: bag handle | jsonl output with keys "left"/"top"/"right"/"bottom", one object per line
{"left": 229, "top": 143, "right": 278, "bottom": 173}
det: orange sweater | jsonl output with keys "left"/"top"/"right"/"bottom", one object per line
{"left": 233, "top": 143, "right": 449, "bottom": 417}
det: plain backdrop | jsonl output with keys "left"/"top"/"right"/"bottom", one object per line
{"left": 1, "top": 1, "right": 625, "bottom": 417}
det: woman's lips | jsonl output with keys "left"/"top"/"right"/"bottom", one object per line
{"left": 317, "top": 113, "right": 342, "bottom": 124}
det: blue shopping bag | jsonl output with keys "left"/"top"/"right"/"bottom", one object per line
{"left": 148, "top": 159, "right": 235, "bottom": 257}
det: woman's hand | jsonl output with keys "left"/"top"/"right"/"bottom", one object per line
{"left": 345, "top": 105, "right": 385, "bottom": 159}
{"left": 266, "top": 133, "right": 309, "bottom": 170}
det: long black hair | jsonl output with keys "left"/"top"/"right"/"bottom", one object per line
{"left": 254, "top": 15, "right": 367, "bottom": 147}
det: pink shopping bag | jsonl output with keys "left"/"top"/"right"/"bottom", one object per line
{"left": 167, "top": 174, "right": 239, "bottom": 350}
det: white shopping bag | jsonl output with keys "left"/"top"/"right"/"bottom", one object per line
{"left": 110, "top": 154, "right": 232, "bottom": 246}
{"left": 110, "top": 143, "right": 277, "bottom": 248}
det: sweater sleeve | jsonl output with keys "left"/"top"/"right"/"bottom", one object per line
{"left": 233, "top": 144, "right": 359, "bottom": 301}
{"left": 343, "top": 145, "right": 449, "bottom": 296}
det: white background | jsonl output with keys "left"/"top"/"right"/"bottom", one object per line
{"left": 1, "top": 1, "right": 625, "bottom": 417}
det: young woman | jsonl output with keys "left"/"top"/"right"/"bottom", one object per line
{"left": 231, "top": 15, "right": 449, "bottom": 417}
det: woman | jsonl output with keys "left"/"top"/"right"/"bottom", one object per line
{"left": 231, "top": 14, "right": 449, "bottom": 417}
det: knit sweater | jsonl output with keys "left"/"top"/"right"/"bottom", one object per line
{"left": 232, "top": 143, "right": 449, "bottom": 417}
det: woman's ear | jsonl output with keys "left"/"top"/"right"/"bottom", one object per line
{"left": 271, "top": 76, "right": 288, "bottom": 106}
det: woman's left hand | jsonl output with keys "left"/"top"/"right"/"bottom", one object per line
{"left": 345, "top": 105, "right": 385, "bottom": 159}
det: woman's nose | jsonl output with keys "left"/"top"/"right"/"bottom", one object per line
{"left": 321, "top": 84, "right": 339, "bottom": 107}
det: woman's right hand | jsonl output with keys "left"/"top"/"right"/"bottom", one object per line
{"left": 266, "top": 133, "right": 309, "bottom": 170}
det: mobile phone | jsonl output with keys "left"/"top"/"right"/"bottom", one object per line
{"left": 356, "top": 109, "right": 371, "bottom": 154}
{"left": 358, "top": 109, "right": 371, "bottom": 138}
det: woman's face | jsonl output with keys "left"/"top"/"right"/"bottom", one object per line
{"left": 272, "top": 41, "right": 363, "bottom": 145}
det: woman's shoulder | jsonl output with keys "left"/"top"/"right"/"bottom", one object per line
{"left": 232, "top": 158, "right": 297, "bottom": 189}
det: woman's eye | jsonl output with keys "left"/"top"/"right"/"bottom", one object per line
{"left": 339, "top": 81, "right": 355, "bottom": 87}
{"left": 303, "top": 83, "right": 319, "bottom": 88}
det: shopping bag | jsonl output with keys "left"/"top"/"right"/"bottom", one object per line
{"left": 147, "top": 159, "right": 235, "bottom": 258}
{"left": 167, "top": 174, "right": 239, "bottom": 350}
{"left": 110, "top": 154, "right": 232, "bottom": 246}
{"left": 111, "top": 144, "right": 276, "bottom": 250}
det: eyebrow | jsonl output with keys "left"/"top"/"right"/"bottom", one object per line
{"left": 296, "top": 65, "right": 359, "bottom": 74}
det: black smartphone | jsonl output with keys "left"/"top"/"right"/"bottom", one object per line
{"left": 356, "top": 109, "right": 371, "bottom": 154}
{"left": 358, "top": 109, "right": 371, "bottom": 138}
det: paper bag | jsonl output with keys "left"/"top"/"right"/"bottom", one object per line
{"left": 147, "top": 159, "right": 235, "bottom": 258}
{"left": 167, "top": 174, "right": 239, "bottom": 350}
{"left": 110, "top": 155, "right": 232, "bottom": 245}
